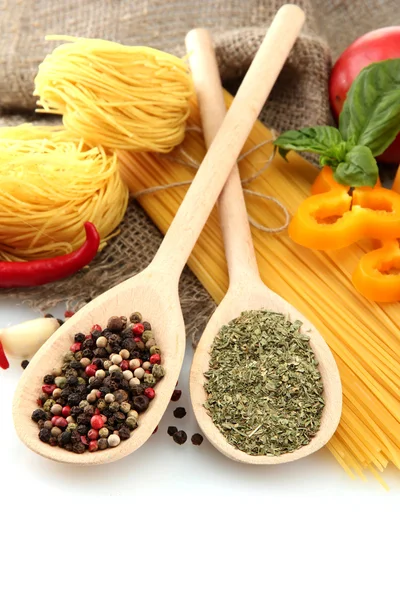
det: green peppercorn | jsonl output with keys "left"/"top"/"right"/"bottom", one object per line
{"left": 97, "top": 399, "right": 106, "bottom": 412}
{"left": 120, "top": 401, "right": 131, "bottom": 414}
{"left": 129, "top": 312, "right": 142, "bottom": 323}
{"left": 74, "top": 351, "right": 83, "bottom": 361}
{"left": 145, "top": 338, "right": 156, "bottom": 349}
{"left": 128, "top": 410, "right": 139, "bottom": 419}
{"left": 55, "top": 376, "right": 66, "bottom": 389}
{"left": 63, "top": 351, "right": 74, "bottom": 363}
{"left": 152, "top": 364, "right": 165, "bottom": 379}
{"left": 125, "top": 417, "right": 138, "bottom": 431}
{"left": 109, "top": 401, "right": 120, "bottom": 412}
{"left": 98, "top": 438, "right": 108, "bottom": 450}
{"left": 143, "top": 373, "right": 156, "bottom": 386}
{"left": 99, "top": 427, "right": 109, "bottom": 438}
{"left": 79, "top": 400, "right": 89, "bottom": 409}
{"left": 43, "top": 399, "right": 55, "bottom": 412}
{"left": 141, "top": 330, "right": 154, "bottom": 343}
{"left": 77, "top": 377, "right": 86, "bottom": 385}
{"left": 149, "top": 345, "right": 161, "bottom": 356}
{"left": 66, "top": 423, "right": 78, "bottom": 432}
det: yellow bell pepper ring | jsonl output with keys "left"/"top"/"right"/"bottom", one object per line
{"left": 289, "top": 187, "right": 400, "bottom": 250}
{"left": 352, "top": 240, "right": 400, "bottom": 302}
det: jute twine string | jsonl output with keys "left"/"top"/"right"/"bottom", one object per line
{"left": 134, "top": 129, "right": 290, "bottom": 234}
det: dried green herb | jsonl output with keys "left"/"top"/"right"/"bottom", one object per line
{"left": 204, "top": 310, "right": 324, "bottom": 456}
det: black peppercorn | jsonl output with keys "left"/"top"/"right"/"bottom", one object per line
{"left": 107, "top": 316, "right": 125, "bottom": 332}
{"left": 122, "top": 339, "right": 136, "bottom": 352}
{"left": 74, "top": 332, "right": 85, "bottom": 343}
{"left": 57, "top": 319, "right": 64, "bottom": 327}
{"left": 101, "top": 328, "right": 113, "bottom": 338}
{"left": 167, "top": 426, "right": 178, "bottom": 437}
{"left": 118, "top": 426, "right": 131, "bottom": 440}
{"left": 64, "top": 443, "right": 73, "bottom": 452}
{"left": 89, "top": 377, "right": 103, "bottom": 390}
{"left": 83, "top": 338, "right": 95, "bottom": 350}
{"left": 69, "top": 360, "right": 82, "bottom": 371}
{"left": 31, "top": 408, "right": 47, "bottom": 422}
{"left": 98, "top": 438, "right": 108, "bottom": 450}
{"left": 49, "top": 437, "right": 58, "bottom": 446}
{"left": 99, "top": 386, "right": 111, "bottom": 397}
{"left": 77, "top": 413, "right": 91, "bottom": 425}
{"left": 142, "top": 321, "right": 151, "bottom": 330}
{"left": 131, "top": 350, "right": 140, "bottom": 359}
{"left": 115, "top": 411, "right": 126, "bottom": 422}
{"left": 121, "top": 329, "right": 133, "bottom": 339}
{"left": 68, "top": 393, "right": 81, "bottom": 407}
{"left": 66, "top": 375, "right": 79, "bottom": 387}
{"left": 60, "top": 431, "right": 72, "bottom": 446}
{"left": 44, "top": 313, "right": 54, "bottom": 318}
{"left": 132, "top": 395, "right": 150, "bottom": 413}
{"left": 107, "top": 416, "right": 117, "bottom": 428}
{"left": 82, "top": 348, "right": 94, "bottom": 359}
{"left": 92, "top": 358, "right": 104, "bottom": 369}
{"left": 114, "top": 389, "right": 128, "bottom": 403}
{"left": 91, "top": 329, "right": 102, "bottom": 341}
{"left": 191, "top": 434, "right": 204, "bottom": 446}
{"left": 71, "top": 430, "right": 81, "bottom": 444}
{"left": 94, "top": 347, "right": 109, "bottom": 358}
{"left": 173, "top": 430, "right": 187, "bottom": 445}
{"left": 129, "top": 312, "right": 142, "bottom": 323}
{"left": 171, "top": 389, "right": 182, "bottom": 402}
{"left": 43, "top": 374, "right": 55, "bottom": 384}
{"left": 130, "top": 384, "right": 144, "bottom": 397}
{"left": 173, "top": 407, "right": 186, "bottom": 419}
{"left": 102, "top": 408, "right": 112, "bottom": 418}
{"left": 71, "top": 406, "right": 82, "bottom": 418}
{"left": 77, "top": 424, "right": 88, "bottom": 436}
{"left": 83, "top": 405, "right": 95, "bottom": 416}
{"left": 39, "top": 428, "right": 51, "bottom": 442}
{"left": 21, "top": 359, "right": 29, "bottom": 369}
{"left": 64, "top": 368, "right": 78, "bottom": 379}
{"left": 72, "top": 442, "right": 86, "bottom": 454}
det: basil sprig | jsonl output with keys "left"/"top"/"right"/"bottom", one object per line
{"left": 274, "top": 58, "right": 400, "bottom": 188}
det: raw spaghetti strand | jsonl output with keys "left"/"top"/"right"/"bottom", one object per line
{"left": 34, "top": 36, "right": 193, "bottom": 153}
{"left": 0, "top": 124, "right": 128, "bottom": 262}
{"left": 118, "top": 90, "right": 400, "bottom": 485}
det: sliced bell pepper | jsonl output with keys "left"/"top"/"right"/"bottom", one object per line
{"left": 289, "top": 185, "right": 400, "bottom": 250}
{"left": 352, "top": 239, "right": 400, "bottom": 302}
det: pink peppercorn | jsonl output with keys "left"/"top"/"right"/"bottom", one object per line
{"left": 91, "top": 324, "right": 102, "bottom": 332}
{"left": 62, "top": 406, "right": 71, "bottom": 418}
{"left": 145, "top": 370, "right": 151, "bottom": 374}
{"left": 96, "top": 390, "right": 101, "bottom": 398}
{"left": 55, "top": 417, "right": 68, "bottom": 428}
{"left": 120, "top": 360, "right": 129, "bottom": 371}
{"left": 101, "top": 415, "right": 107, "bottom": 423}
{"left": 88, "top": 429, "right": 99, "bottom": 440}
{"left": 150, "top": 353, "right": 161, "bottom": 364}
{"left": 133, "top": 323, "right": 144, "bottom": 335}
{"left": 94, "top": 408, "right": 100, "bottom": 415}
{"left": 144, "top": 387, "right": 155, "bottom": 400}
{"left": 85, "top": 364, "right": 97, "bottom": 377}
{"left": 80, "top": 435, "right": 89, "bottom": 446}
{"left": 89, "top": 440, "right": 98, "bottom": 452}
{"left": 64, "top": 310, "right": 75, "bottom": 318}
{"left": 42, "top": 384, "right": 56, "bottom": 395}
{"left": 70, "top": 342, "right": 81, "bottom": 353}
{"left": 91, "top": 415, "right": 104, "bottom": 430}
{"left": 36, "top": 398, "right": 43, "bottom": 407}
{"left": 51, "top": 416, "right": 58, "bottom": 425}
{"left": 134, "top": 337, "right": 142, "bottom": 343}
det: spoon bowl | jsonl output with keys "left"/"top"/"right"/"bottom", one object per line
{"left": 190, "top": 278, "right": 342, "bottom": 465}
{"left": 187, "top": 23, "right": 342, "bottom": 465}
{"left": 13, "top": 267, "right": 184, "bottom": 465}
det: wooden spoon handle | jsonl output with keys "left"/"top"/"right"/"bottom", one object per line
{"left": 151, "top": 4, "right": 305, "bottom": 280}
{"left": 185, "top": 28, "right": 259, "bottom": 284}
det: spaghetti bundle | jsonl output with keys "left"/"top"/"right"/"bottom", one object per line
{"left": 119, "top": 91, "right": 400, "bottom": 486}
{"left": 0, "top": 124, "right": 128, "bottom": 261}
{"left": 34, "top": 37, "right": 193, "bottom": 153}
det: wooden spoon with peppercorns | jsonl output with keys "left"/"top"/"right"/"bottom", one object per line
{"left": 187, "top": 25, "right": 342, "bottom": 465}
{"left": 13, "top": 5, "right": 307, "bottom": 465}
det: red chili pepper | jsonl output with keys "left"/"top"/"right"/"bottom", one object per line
{"left": 0, "top": 222, "right": 100, "bottom": 288}
{"left": 0, "top": 341, "right": 9, "bottom": 369}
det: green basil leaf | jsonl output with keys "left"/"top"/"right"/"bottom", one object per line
{"left": 274, "top": 126, "right": 344, "bottom": 158}
{"left": 334, "top": 145, "right": 379, "bottom": 187}
{"left": 339, "top": 58, "right": 400, "bottom": 156}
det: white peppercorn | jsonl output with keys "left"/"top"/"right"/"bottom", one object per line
{"left": 119, "top": 349, "right": 130, "bottom": 359}
{"left": 133, "top": 367, "right": 145, "bottom": 379}
{"left": 96, "top": 336, "right": 108, "bottom": 348}
{"left": 111, "top": 354, "right": 123, "bottom": 365}
{"left": 142, "top": 361, "right": 151, "bottom": 370}
{"left": 95, "top": 369, "right": 106, "bottom": 379}
{"left": 129, "top": 358, "right": 141, "bottom": 370}
{"left": 109, "top": 364, "right": 121, "bottom": 373}
{"left": 108, "top": 434, "right": 121, "bottom": 447}
{"left": 105, "top": 393, "right": 115, "bottom": 404}
{"left": 129, "top": 377, "right": 141, "bottom": 388}
{"left": 123, "top": 370, "right": 133, "bottom": 381}
{"left": 50, "top": 403, "right": 63, "bottom": 415}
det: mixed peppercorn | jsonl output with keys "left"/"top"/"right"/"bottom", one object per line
{"left": 32, "top": 313, "right": 165, "bottom": 454}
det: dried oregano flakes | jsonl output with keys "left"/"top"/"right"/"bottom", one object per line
{"left": 204, "top": 310, "right": 324, "bottom": 456}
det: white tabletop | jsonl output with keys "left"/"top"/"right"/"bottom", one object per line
{"left": 2, "top": 296, "right": 399, "bottom": 596}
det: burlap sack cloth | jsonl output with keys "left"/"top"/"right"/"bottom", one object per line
{"left": 0, "top": 0, "right": 397, "bottom": 337}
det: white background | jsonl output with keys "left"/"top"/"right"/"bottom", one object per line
{"left": 2, "top": 297, "right": 399, "bottom": 598}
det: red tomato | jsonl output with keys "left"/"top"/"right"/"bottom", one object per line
{"left": 329, "top": 27, "right": 400, "bottom": 164}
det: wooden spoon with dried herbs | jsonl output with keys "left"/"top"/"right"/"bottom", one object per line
{"left": 187, "top": 26, "right": 342, "bottom": 465}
